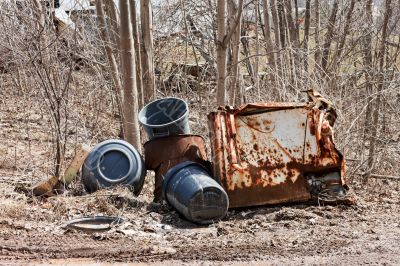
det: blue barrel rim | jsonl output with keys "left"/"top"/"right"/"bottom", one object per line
{"left": 162, "top": 161, "right": 210, "bottom": 202}
{"left": 138, "top": 97, "right": 189, "bottom": 128}
{"left": 96, "top": 146, "right": 134, "bottom": 184}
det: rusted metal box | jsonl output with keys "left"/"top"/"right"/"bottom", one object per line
{"left": 208, "top": 101, "right": 346, "bottom": 208}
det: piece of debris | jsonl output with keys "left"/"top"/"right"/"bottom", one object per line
{"left": 31, "top": 144, "right": 90, "bottom": 197}
{"left": 62, "top": 144, "right": 91, "bottom": 185}
{"left": 139, "top": 98, "right": 229, "bottom": 224}
{"left": 31, "top": 175, "right": 63, "bottom": 197}
{"left": 66, "top": 216, "right": 124, "bottom": 232}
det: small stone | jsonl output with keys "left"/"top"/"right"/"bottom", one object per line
{"left": 284, "top": 222, "right": 291, "bottom": 228}
{"left": 119, "top": 229, "right": 137, "bottom": 235}
{"left": 162, "top": 224, "right": 172, "bottom": 230}
{"left": 367, "top": 229, "right": 375, "bottom": 234}
{"left": 143, "top": 226, "right": 156, "bottom": 233}
{"left": 163, "top": 247, "right": 177, "bottom": 254}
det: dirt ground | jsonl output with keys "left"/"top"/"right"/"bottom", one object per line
{"left": 0, "top": 85, "right": 399, "bottom": 265}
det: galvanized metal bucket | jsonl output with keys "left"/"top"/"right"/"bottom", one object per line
{"left": 162, "top": 161, "right": 229, "bottom": 224}
{"left": 138, "top": 97, "right": 190, "bottom": 140}
{"left": 81, "top": 139, "right": 145, "bottom": 194}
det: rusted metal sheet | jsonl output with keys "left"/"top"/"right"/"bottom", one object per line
{"left": 208, "top": 97, "right": 347, "bottom": 208}
{"left": 144, "top": 135, "right": 209, "bottom": 201}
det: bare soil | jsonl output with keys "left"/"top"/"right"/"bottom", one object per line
{"left": 0, "top": 84, "right": 399, "bottom": 265}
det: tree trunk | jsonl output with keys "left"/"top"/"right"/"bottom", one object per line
{"left": 216, "top": 0, "right": 227, "bottom": 106}
{"left": 332, "top": 0, "right": 356, "bottom": 72}
{"left": 294, "top": 0, "right": 299, "bottom": 39}
{"left": 283, "top": 0, "right": 299, "bottom": 47}
{"left": 270, "top": 0, "right": 282, "bottom": 81}
{"left": 362, "top": 0, "right": 374, "bottom": 146}
{"left": 241, "top": 26, "right": 256, "bottom": 87}
{"left": 105, "top": 0, "right": 120, "bottom": 51}
{"left": 270, "top": 0, "right": 280, "bottom": 49}
{"left": 321, "top": 0, "right": 339, "bottom": 74}
{"left": 216, "top": 0, "right": 244, "bottom": 105}
{"left": 314, "top": 0, "right": 321, "bottom": 67}
{"left": 140, "top": 0, "right": 156, "bottom": 103}
{"left": 284, "top": 0, "right": 300, "bottom": 83}
{"left": 365, "top": 0, "right": 392, "bottom": 181}
{"left": 228, "top": 0, "right": 243, "bottom": 106}
{"left": 129, "top": 0, "right": 144, "bottom": 109}
{"left": 120, "top": 0, "right": 141, "bottom": 150}
{"left": 95, "top": 0, "right": 123, "bottom": 134}
{"left": 255, "top": 0, "right": 260, "bottom": 99}
{"left": 303, "top": 0, "right": 311, "bottom": 72}
{"left": 277, "top": 0, "right": 286, "bottom": 48}
{"left": 263, "top": 0, "right": 276, "bottom": 71}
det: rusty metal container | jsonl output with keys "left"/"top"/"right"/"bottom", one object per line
{"left": 208, "top": 101, "right": 348, "bottom": 208}
{"left": 144, "top": 135, "right": 209, "bottom": 201}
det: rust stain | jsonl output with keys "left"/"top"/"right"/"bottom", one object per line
{"left": 263, "top": 119, "right": 272, "bottom": 127}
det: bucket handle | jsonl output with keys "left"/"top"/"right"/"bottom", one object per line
{"left": 152, "top": 127, "right": 170, "bottom": 138}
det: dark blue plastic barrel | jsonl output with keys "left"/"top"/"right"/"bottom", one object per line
{"left": 162, "top": 161, "right": 229, "bottom": 224}
{"left": 81, "top": 139, "right": 145, "bottom": 195}
{"left": 138, "top": 97, "right": 190, "bottom": 140}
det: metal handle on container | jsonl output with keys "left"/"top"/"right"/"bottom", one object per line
{"left": 152, "top": 127, "right": 170, "bottom": 138}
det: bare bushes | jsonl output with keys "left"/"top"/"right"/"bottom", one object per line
{"left": 0, "top": 2, "right": 119, "bottom": 178}
{"left": 152, "top": 0, "right": 400, "bottom": 181}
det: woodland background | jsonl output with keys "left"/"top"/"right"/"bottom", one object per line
{"left": 0, "top": 0, "right": 399, "bottom": 263}
{"left": 1, "top": 0, "right": 398, "bottom": 182}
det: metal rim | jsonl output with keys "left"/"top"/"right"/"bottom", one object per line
{"left": 138, "top": 97, "right": 189, "bottom": 128}
{"left": 96, "top": 146, "right": 134, "bottom": 184}
{"left": 66, "top": 216, "right": 125, "bottom": 232}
